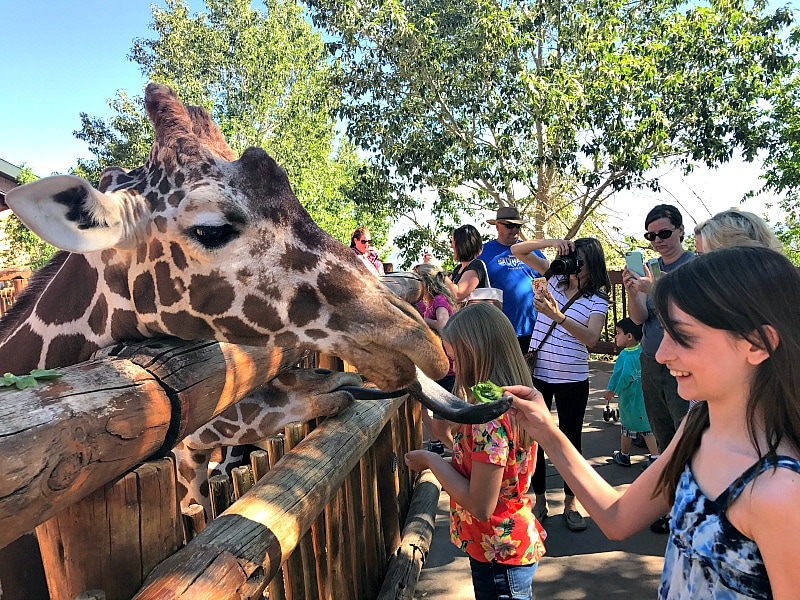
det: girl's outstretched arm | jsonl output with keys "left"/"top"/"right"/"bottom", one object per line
{"left": 505, "top": 385, "right": 673, "bottom": 539}
{"left": 405, "top": 450, "right": 504, "bottom": 522}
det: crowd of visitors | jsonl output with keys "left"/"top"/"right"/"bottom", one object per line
{"left": 355, "top": 202, "right": 794, "bottom": 599}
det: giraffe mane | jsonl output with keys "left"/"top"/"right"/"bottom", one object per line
{"left": 0, "top": 251, "right": 69, "bottom": 343}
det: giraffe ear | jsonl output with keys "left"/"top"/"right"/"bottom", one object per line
{"left": 5, "top": 175, "right": 131, "bottom": 253}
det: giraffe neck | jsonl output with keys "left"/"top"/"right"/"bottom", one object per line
{"left": 0, "top": 251, "right": 143, "bottom": 374}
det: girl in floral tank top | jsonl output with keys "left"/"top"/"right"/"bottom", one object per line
{"left": 506, "top": 247, "right": 800, "bottom": 598}
{"left": 405, "top": 303, "right": 546, "bottom": 600}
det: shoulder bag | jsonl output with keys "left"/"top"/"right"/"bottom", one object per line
{"left": 524, "top": 287, "right": 582, "bottom": 370}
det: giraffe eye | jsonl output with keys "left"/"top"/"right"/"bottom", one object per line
{"left": 188, "top": 224, "right": 239, "bottom": 249}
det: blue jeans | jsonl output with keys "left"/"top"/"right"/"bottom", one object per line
{"left": 469, "top": 558, "right": 538, "bottom": 600}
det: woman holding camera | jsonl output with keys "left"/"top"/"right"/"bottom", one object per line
{"left": 512, "top": 238, "right": 610, "bottom": 531}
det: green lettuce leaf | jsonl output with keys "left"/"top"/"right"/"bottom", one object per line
{"left": 470, "top": 380, "right": 505, "bottom": 403}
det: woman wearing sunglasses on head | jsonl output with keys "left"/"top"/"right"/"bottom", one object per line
{"left": 622, "top": 204, "right": 694, "bottom": 533}
{"left": 350, "top": 225, "right": 384, "bottom": 276}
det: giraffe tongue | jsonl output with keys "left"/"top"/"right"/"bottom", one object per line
{"left": 337, "top": 369, "right": 511, "bottom": 424}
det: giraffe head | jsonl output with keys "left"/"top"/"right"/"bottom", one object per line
{"left": 5, "top": 83, "right": 447, "bottom": 390}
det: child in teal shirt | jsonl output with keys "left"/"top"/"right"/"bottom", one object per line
{"left": 602, "top": 318, "right": 659, "bottom": 466}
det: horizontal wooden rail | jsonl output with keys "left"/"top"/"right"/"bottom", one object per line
{"left": 0, "top": 337, "right": 303, "bottom": 548}
{"left": 134, "top": 394, "right": 407, "bottom": 600}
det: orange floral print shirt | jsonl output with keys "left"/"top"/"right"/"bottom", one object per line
{"left": 449, "top": 413, "right": 547, "bottom": 565}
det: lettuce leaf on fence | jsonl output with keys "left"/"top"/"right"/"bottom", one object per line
{"left": 1, "top": 369, "right": 62, "bottom": 390}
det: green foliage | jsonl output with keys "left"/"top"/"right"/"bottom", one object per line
{"left": 307, "top": 0, "right": 797, "bottom": 254}
{"left": 0, "top": 369, "right": 62, "bottom": 390}
{"left": 74, "top": 0, "right": 390, "bottom": 243}
{"left": 1, "top": 165, "right": 57, "bottom": 269}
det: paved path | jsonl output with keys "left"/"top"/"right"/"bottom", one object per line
{"left": 414, "top": 361, "right": 668, "bottom": 599}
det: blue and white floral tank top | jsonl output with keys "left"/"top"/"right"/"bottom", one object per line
{"left": 659, "top": 455, "right": 800, "bottom": 599}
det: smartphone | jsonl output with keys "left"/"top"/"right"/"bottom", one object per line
{"left": 647, "top": 258, "right": 662, "bottom": 279}
{"left": 532, "top": 277, "right": 547, "bottom": 298}
{"left": 625, "top": 251, "right": 645, "bottom": 277}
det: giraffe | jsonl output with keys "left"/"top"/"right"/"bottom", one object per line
{"left": 0, "top": 83, "right": 517, "bottom": 597}
{"left": 1, "top": 83, "right": 450, "bottom": 390}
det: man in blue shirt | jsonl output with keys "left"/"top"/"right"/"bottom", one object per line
{"left": 480, "top": 206, "right": 545, "bottom": 354}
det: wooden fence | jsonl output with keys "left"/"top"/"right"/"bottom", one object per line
{"left": 0, "top": 271, "right": 29, "bottom": 318}
{"left": 0, "top": 267, "right": 630, "bottom": 599}
{"left": 0, "top": 336, "right": 438, "bottom": 600}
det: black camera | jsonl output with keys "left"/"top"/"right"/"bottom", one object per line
{"left": 550, "top": 251, "right": 584, "bottom": 276}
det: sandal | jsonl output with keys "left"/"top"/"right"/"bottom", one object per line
{"left": 564, "top": 510, "right": 587, "bottom": 532}
{"left": 650, "top": 516, "right": 670, "bottom": 534}
{"left": 533, "top": 503, "right": 549, "bottom": 522}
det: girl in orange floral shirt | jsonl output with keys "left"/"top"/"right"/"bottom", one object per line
{"left": 405, "top": 303, "right": 546, "bottom": 600}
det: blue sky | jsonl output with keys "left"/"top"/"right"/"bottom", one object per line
{"left": 0, "top": 0, "right": 155, "bottom": 176}
{"left": 0, "top": 0, "right": 786, "bottom": 238}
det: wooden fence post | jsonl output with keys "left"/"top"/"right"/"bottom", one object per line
{"left": 37, "top": 458, "right": 181, "bottom": 600}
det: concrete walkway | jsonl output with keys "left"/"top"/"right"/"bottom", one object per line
{"left": 415, "top": 361, "right": 668, "bottom": 599}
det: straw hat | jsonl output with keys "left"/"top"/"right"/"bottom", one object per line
{"left": 486, "top": 206, "right": 529, "bottom": 225}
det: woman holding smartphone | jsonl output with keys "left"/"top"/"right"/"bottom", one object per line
{"left": 511, "top": 237, "right": 610, "bottom": 531}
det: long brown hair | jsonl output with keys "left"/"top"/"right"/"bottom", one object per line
{"left": 652, "top": 246, "right": 800, "bottom": 502}
{"left": 441, "top": 302, "right": 534, "bottom": 450}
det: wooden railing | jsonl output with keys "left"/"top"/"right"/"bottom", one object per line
{"left": 0, "top": 338, "right": 435, "bottom": 600}
{"left": 0, "top": 274, "right": 29, "bottom": 318}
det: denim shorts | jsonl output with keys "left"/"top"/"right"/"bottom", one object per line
{"left": 469, "top": 557, "right": 538, "bottom": 600}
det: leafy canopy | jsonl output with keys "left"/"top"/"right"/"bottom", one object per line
{"left": 74, "top": 0, "right": 389, "bottom": 245}
{"left": 307, "top": 0, "right": 796, "bottom": 266}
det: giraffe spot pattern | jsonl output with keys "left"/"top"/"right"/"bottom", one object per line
{"left": 275, "top": 331, "right": 300, "bottom": 347}
{"left": 132, "top": 272, "right": 157, "bottom": 313}
{"left": 189, "top": 272, "right": 235, "bottom": 315}
{"left": 88, "top": 294, "right": 108, "bottom": 336}
{"left": 212, "top": 420, "right": 242, "bottom": 439}
{"left": 199, "top": 429, "right": 221, "bottom": 445}
{"left": 46, "top": 335, "right": 99, "bottom": 369}
{"left": 161, "top": 311, "right": 215, "bottom": 339}
{"left": 170, "top": 242, "right": 188, "bottom": 271}
{"left": 211, "top": 316, "right": 264, "bottom": 341}
{"left": 104, "top": 262, "right": 131, "bottom": 300}
{"left": 110, "top": 309, "right": 142, "bottom": 340}
{"left": 256, "top": 283, "right": 281, "bottom": 300}
{"left": 154, "top": 215, "right": 168, "bottom": 234}
{"left": 279, "top": 246, "right": 320, "bottom": 273}
{"left": 159, "top": 176, "right": 172, "bottom": 196}
{"left": 288, "top": 284, "right": 321, "bottom": 327}
{"left": 1, "top": 325, "right": 44, "bottom": 375}
{"left": 149, "top": 239, "right": 164, "bottom": 261}
{"left": 154, "top": 261, "right": 183, "bottom": 306}
{"left": 239, "top": 401, "right": 263, "bottom": 425}
{"left": 317, "top": 268, "right": 352, "bottom": 307}
{"left": 168, "top": 190, "right": 185, "bottom": 207}
{"left": 305, "top": 328, "right": 329, "bottom": 340}
{"left": 243, "top": 294, "right": 283, "bottom": 331}
{"left": 36, "top": 255, "right": 97, "bottom": 325}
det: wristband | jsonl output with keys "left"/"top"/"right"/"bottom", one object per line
{"left": 559, "top": 314, "right": 568, "bottom": 325}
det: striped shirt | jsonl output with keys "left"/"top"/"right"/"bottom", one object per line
{"left": 529, "top": 278, "right": 609, "bottom": 384}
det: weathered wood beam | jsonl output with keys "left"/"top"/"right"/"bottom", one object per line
{"left": 0, "top": 338, "right": 303, "bottom": 548}
{"left": 134, "top": 395, "right": 406, "bottom": 600}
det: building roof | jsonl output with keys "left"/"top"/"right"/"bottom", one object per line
{"left": 0, "top": 158, "right": 21, "bottom": 182}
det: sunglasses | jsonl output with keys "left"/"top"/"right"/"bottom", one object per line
{"left": 499, "top": 222, "right": 521, "bottom": 230}
{"left": 356, "top": 238, "right": 372, "bottom": 245}
{"left": 644, "top": 228, "right": 676, "bottom": 242}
